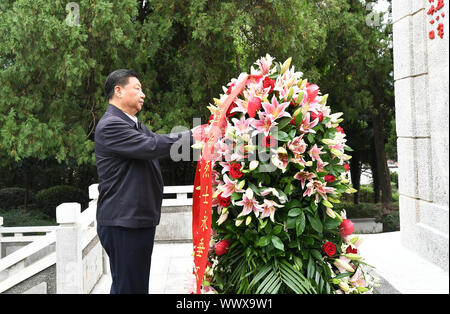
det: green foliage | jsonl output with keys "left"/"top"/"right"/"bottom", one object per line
{"left": 0, "top": 187, "right": 34, "bottom": 209}
{"left": 35, "top": 185, "right": 88, "bottom": 218}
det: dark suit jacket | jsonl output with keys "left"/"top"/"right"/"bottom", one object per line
{"left": 94, "top": 104, "right": 192, "bottom": 228}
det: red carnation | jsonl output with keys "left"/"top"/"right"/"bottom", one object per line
{"left": 217, "top": 193, "right": 231, "bottom": 208}
{"left": 215, "top": 239, "right": 230, "bottom": 256}
{"left": 322, "top": 241, "right": 336, "bottom": 257}
{"left": 229, "top": 163, "right": 243, "bottom": 179}
{"left": 336, "top": 126, "right": 345, "bottom": 134}
{"left": 324, "top": 174, "right": 336, "bottom": 183}
{"left": 248, "top": 97, "right": 262, "bottom": 118}
{"left": 311, "top": 111, "right": 324, "bottom": 122}
{"left": 263, "top": 76, "right": 275, "bottom": 92}
{"left": 261, "top": 135, "right": 276, "bottom": 148}
{"left": 339, "top": 219, "right": 355, "bottom": 236}
{"left": 346, "top": 246, "right": 358, "bottom": 254}
{"left": 344, "top": 164, "right": 350, "bottom": 172}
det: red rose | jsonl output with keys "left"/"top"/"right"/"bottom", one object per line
{"left": 336, "top": 126, "right": 345, "bottom": 134}
{"left": 248, "top": 97, "right": 262, "bottom": 118}
{"left": 215, "top": 239, "right": 230, "bottom": 256}
{"left": 229, "top": 163, "right": 243, "bottom": 179}
{"left": 339, "top": 219, "right": 355, "bottom": 236}
{"left": 346, "top": 246, "right": 358, "bottom": 254}
{"left": 290, "top": 116, "right": 296, "bottom": 125}
{"left": 226, "top": 102, "right": 238, "bottom": 118}
{"left": 261, "top": 135, "right": 276, "bottom": 148}
{"left": 263, "top": 76, "right": 275, "bottom": 92}
{"left": 217, "top": 193, "right": 231, "bottom": 208}
{"left": 322, "top": 241, "right": 336, "bottom": 257}
{"left": 310, "top": 111, "right": 324, "bottom": 122}
{"left": 324, "top": 174, "right": 336, "bottom": 183}
{"left": 344, "top": 164, "right": 350, "bottom": 172}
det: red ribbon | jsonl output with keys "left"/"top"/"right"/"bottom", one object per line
{"left": 192, "top": 74, "right": 252, "bottom": 294}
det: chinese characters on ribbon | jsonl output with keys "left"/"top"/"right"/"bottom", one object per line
{"left": 428, "top": 0, "right": 445, "bottom": 39}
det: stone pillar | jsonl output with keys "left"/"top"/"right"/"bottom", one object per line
{"left": 55, "top": 202, "right": 83, "bottom": 293}
{"left": 392, "top": 0, "right": 449, "bottom": 271}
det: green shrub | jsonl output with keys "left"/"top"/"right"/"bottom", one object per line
{"left": 380, "top": 211, "right": 400, "bottom": 232}
{"left": 0, "top": 187, "right": 35, "bottom": 209}
{"left": 333, "top": 201, "right": 379, "bottom": 218}
{"left": 35, "top": 185, "right": 89, "bottom": 219}
{"left": 390, "top": 171, "right": 399, "bottom": 189}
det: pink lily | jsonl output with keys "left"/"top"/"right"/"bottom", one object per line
{"left": 262, "top": 96, "right": 291, "bottom": 121}
{"left": 218, "top": 174, "right": 244, "bottom": 198}
{"left": 234, "top": 189, "right": 263, "bottom": 217}
{"left": 299, "top": 112, "right": 319, "bottom": 134}
{"left": 232, "top": 117, "right": 254, "bottom": 135}
{"left": 255, "top": 54, "right": 274, "bottom": 75}
{"left": 252, "top": 112, "right": 277, "bottom": 136}
{"left": 308, "top": 144, "right": 326, "bottom": 163}
{"left": 303, "top": 179, "right": 336, "bottom": 203}
{"left": 260, "top": 199, "right": 284, "bottom": 222}
{"left": 293, "top": 171, "right": 316, "bottom": 189}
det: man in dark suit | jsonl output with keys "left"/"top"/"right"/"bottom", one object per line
{"left": 94, "top": 69, "right": 194, "bottom": 294}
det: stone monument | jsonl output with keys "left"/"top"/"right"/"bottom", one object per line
{"left": 392, "top": 0, "right": 449, "bottom": 271}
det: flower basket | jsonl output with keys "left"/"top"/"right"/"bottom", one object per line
{"left": 190, "top": 55, "right": 377, "bottom": 294}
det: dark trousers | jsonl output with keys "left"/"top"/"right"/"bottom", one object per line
{"left": 97, "top": 225, "right": 156, "bottom": 294}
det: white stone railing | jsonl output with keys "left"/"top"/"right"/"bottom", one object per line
{"left": 0, "top": 183, "right": 195, "bottom": 293}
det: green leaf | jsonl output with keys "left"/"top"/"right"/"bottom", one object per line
{"left": 275, "top": 130, "right": 290, "bottom": 142}
{"left": 295, "top": 212, "right": 306, "bottom": 236}
{"left": 277, "top": 117, "right": 292, "bottom": 130}
{"left": 307, "top": 212, "right": 323, "bottom": 233}
{"left": 271, "top": 236, "right": 285, "bottom": 251}
{"left": 256, "top": 235, "right": 271, "bottom": 247}
{"left": 288, "top": 207, "right": 302, "bottom": 217}
{"left": 272, "top": 225, "right": 283, "bottom": 235}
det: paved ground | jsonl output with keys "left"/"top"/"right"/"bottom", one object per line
{"left": 92, "top": 231, "right": 449, "bottom": 294}
{"left": 91, "top": 242, "right": 193, "bottom": 294}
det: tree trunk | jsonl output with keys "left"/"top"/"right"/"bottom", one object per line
{"left": 350, "top": 150, "right": 361, "bottom": 204}
{"left": 372, "top": 111, "right": 392, "bottom": 213}
{"left": 369, "top": 141, "right": 380, "bottom": 203}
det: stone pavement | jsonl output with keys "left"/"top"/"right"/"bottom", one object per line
{"left": 92, "top": 232, "right": 449, "bottom": 294}
{"left": 91, "top": 242, "right": 194, "bottom": 294}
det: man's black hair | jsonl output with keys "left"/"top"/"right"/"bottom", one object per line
{"left": 104, "top": 69, "right": 139, "bottom": 101}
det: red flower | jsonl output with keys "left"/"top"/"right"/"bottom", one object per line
{"left": 217, "top": 193, "right": 231, "bottom": 208}
{"left": 263, "top": 76, "right": 275, "bottom": 92}
{"left": 290, "top": 116, "right": 296, "bottom": 125}
{"left": 248, "top": 97, "right": 262, "bottom": 118}
{"left": 208, "top": 114, "right": 214, "bottom": 123}
{"left": 215, "top": 239, "right": 230, "bottom": 256}
{"left": 226, "top": 102, "right": 238, "bottom": 118}
{"left": 336, "top": 126, "right": 345, "bottom": 134}
{"left": 339, "top": 219, "right": 355, "bottom": 236}
{"left": 344, "top": 164, "right": 350, "bottom": 172}
{"left": 229, "top": 163, "right": 243, "bottom": 179}
{"left": 346, "top": 246, "right": 358, "bottom": 254}
{"left": 322, "top": 241, "right": 336, "bottom": 257}
{"left": 310, "top": 111, "right": 324, "bottom": 122}
{"left": 324, "top": 174, "right": 336, "bottom": 183}
{"left": 261, "top": 135, "right": 276, "bottom": 148}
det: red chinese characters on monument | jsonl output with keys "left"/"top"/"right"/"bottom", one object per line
{"left": 428, "top": 0, "right": 445, "bottom": 39}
